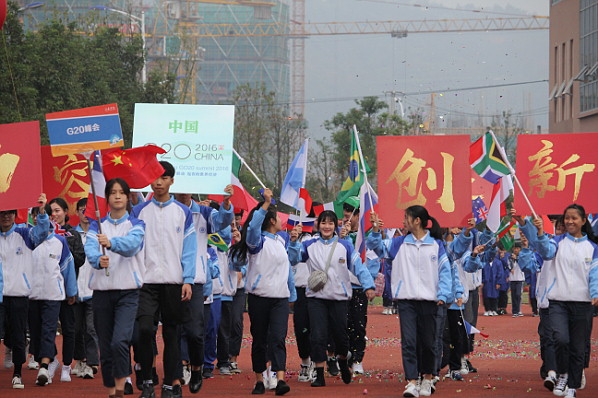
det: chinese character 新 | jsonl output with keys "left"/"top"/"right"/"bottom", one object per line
{"left": 528, "top": 140, "right": 595, "bottom": 201}
{"left": 386, "top": 148, "right": 455, "bottom": 212}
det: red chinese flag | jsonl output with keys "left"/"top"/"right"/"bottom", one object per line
{"left": 376, "top": 135, "right": 472, "bottom": 228}
{"left": 102, "top": 145, "right": 166, "bottom": 189}
{"left": 0, "top": 122, "right": 42, "bottom": 211}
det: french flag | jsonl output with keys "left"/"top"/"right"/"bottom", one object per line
{"left": 287, "top": 214, "right": 316, "bottom": 233}
{"left": 355, "top": 182, "right": 378, "bottom": 261}
{"left": 464, "top": 319, "right": 489, "bottom": 338}
{"left": 84, "top": 151, "right": 108, "bottom": 220}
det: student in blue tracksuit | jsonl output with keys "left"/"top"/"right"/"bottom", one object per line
{"left": 518, "top": 204, "right": 598, "bottom": 398}
{"left": 482, "top": 251, "right": 505, "bottom": 316}
{"left": 288, "top": 210, "right": 375, "bottom": 388}
{"left": 197, "top": 246, "right": 220, "bottom": 378}
{"left": 28, "top": 196, "right": 78, "bottom": 387}
{"left": 367, "top": 205, "right": 451, "bottom": 398}
{"left": 0, "top": 194, "right": 47, "bottom": 389}
{"left": 131, "top": 161, "right": 197, "bottom": 398}
{"left": 84, "top": 178, "right": 145, "bottom": 398}
{"left": 174, "top": 191, "right": 233, "bottom": 393}
{"left": 229, "top": 189, "right": 296, "bottom": 396}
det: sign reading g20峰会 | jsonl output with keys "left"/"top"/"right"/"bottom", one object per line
{"left": 132, "top": 103, "right": 235, "bottom": 195}
{"left": 46, "top": 104, "right": 124, "bottom": 156}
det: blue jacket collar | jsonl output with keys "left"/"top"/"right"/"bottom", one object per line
{"left": 0, "top": 223, "right": 17, "bottom": 237}
{"left": 318, "top": 235, "right": 338, "bottom": 244}
{"left": 151, "top": 195, "right": 175, "bottom": 208}
{"left": 405, "top": 231, "right": 434, "bottom": 244}
{"left": 564, "top": 232, "right": 588, "bottom": 243}
{"left": 106, "top": 212, "right": 129, "bottom": 225}
{"left": 262, "top": 231, "right": 278, "bottom": 239}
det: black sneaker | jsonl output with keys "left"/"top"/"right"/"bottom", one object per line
{"left": 172, "top": 384, "right": 183, "bottom": 398}
{"left": 202, "top": 367, "right": 214, "bottom": 379}
{"left": 252, "top": 381, "right": 265, "bottom": 394}
{"left": 467, "top": 359, "right": 477, "bottom": 373}
{"left": 161, "top": 386, "right": 174, "bottom": 398}
{"left": 337, "top": 353, "right": 352, "bottom": 384}
{"left": 152, "top": 367, "right": 159, "bottom": 386}
{"left": 326, "top": 357, "right": 339, "bottom": 377}
{"left": 275, "top": 380, "right": 290, "bottom": 396}
{"left": 311, "top": 367, "right": 325, "bottom": 387}
{"left": 124, "top": 380, "right": 134, "bottom": 395}
{"left": 140, "top": 383, "right": 155, "bottom": 398}
{"left": 135, "top": 368, "right": 143, "bottom": 391}
{"left": 189, "top": 369, "right": 203, "bottom": 394}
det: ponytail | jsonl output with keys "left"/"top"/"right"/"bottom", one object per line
{"left": 405, "top": 205, "right": 443, "bottom": 240}
{"left": 229, "top": 201, "right": 278, "bottom": 265}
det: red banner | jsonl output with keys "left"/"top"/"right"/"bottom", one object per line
{"left": 0, "top": 122, "right": 42, "bottom": 211}
{"left": 0, "top": 0, "right": 7, "bottom": 30}
{"left": 41, "top": 146, "right": 90, "bottom": 226}
{"left": 514, "top": 133, "right": 598, "bottom": 215}
{"left": 377, "top": 135, "right": 472, "bottom": 228}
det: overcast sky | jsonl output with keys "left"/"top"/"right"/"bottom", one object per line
{"left": 303, "top": 0, "right": 550, "bottom": 138}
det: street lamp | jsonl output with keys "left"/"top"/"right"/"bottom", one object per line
{"left": 90, "top": 5, "right": 146, "bottom": 84}
{"left": 18, "top": 2, "right": 45, "bottom": 12}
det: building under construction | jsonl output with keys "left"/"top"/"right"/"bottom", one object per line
{"left": 18, "top": 0, "right": 292, "bottom": 108}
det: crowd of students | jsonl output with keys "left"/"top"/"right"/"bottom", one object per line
{"left": 0, "top": 161, "right": 597, "bottom": 398}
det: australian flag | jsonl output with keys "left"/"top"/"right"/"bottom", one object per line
{"left": 472, "top": 196, "right": 489, "bottom": 224}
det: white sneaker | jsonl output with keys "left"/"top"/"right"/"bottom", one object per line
{"left": 269, "top": 372, "right": 277, "bottom": 390}
{"left": 27, "top": 356, "right": 39, "bottom": 370}
{"left": 4, "top": 347, "right": 14, "bottom": 368}
{"left": 182, "top": 365, "right": 191, "bottom": 385}
{"left": 47, "top": 358, "right": 60, "bottom": 383}
{"left": 298, "top": 362, "right": 314, "bottom": 382}
{"left": 566, "top": 388, "right": 576, "bottom": 397}
{"left": 491, "top": 311, "right": 498, "bottom": 316}
{"left": 483, "top": 311, "right": 490, "bottom": 316}
{"left": 61, "top": 364, "right": 72, "bottom": 382}
{"left": 419, "top": 379, "right": 433, "bottom": 396}
{"left": 580, "top": 370, "right": 585, "bottom": 390}
{"left": 403, "top": 381, "right": 419, "bottom": 397}
{"left": 72, "top": 360, "right": 85, "bottom": 376}
{"left": 12, "top": 375, "right": 24, "bottom": 389}
{"left": 36, "top": 367, "right": 50, "bottom": 386}
{"left": 460, "top": 357, "right": 469, "bottom": 375}
{"left": 554, "top": 373, "right": 568, "bottom": 396}
{"left": 81, "top": 364, "right": 94, "bottom": 379}
{"left": 262, "top": 369, "right": 276, "bottom": 390}
{"left": 352, "top": 362, "right": 364, "bottom": 375}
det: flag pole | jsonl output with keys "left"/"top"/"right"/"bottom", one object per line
{"left": 232, "top": 148, "right": 267, "bottom": 189}
{"left": 488, "top": 130, "right": 538, "bottom": 219}
{"left": 85, "top": 153, "right": 109, "bottom": 277}
{"left": 352, "top": 125, "right": 375, "bottom": 211}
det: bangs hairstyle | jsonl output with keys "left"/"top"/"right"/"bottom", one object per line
{"left": 317, "top": 210, "right": 338, "bottom": 229}
{"left": 48, "top": 197, "right": 70, "bottom": 223}
{"left": 105, "top": 178, "right": 131, "bottom": 199}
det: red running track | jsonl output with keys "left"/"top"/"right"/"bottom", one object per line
{"left": 1, "top": 305, "right": 597, "bottom": 397}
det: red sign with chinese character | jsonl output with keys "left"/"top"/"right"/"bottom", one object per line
{"left": 377, "top": 135, "right": 472, "bottom": 228}
{"left": 514, "top": 133, "right": 598, "bottom": 215}
{"left": 41, "top": 145, "right": 90, "bottom": 226}
{"left": 0, "top": 122, "right": 43, "bottom": 211}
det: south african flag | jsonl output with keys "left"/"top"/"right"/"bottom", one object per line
{"left": 470, "top": 131, "right": 511, "bottom": 184}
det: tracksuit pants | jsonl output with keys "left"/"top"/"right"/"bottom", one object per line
{"left": 74, "top": 299, "right": 99, "bottom": 365}
{"left": 293, "top": 287, "right": 311, "bottom": 360}
{"left": 28, "top": 300, "right": 61, "bottom": 361}
{"left": 93, "top": 290, "right": 139, "bottom": 388}
{"left": 347, "top": 288, "right": 368, "bottom": 364}
{"left": 308, "top": 298, "right": 349, "bottom": 364}
{"left": 247, "top": 294, "right": 289, "bottom": 373}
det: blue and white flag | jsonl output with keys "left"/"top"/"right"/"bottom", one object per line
{"left": 280, "top": 139, "right": 309, "bottom": 209}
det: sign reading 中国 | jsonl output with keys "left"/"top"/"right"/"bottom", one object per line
{"left": 46, "top": 104, "right": 124, "bottom": 156}
{"left": 132, "top": 103, "right": 235, "bottom": 195}
{"left": 377, "top": 135, "right": 472, "bottom": 228}
{"left": 514, "top": 133, "right": 598, "bottom": 215}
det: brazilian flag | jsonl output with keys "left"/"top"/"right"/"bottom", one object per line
{"left": 208, "top": 233, "right": 229, "bottom": 252}
{"left": 334, "top": 131, "right": 370, "bottom": 217}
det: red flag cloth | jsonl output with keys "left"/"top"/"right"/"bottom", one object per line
{"left": 15, "top": 209, "right": 29, "bottom": 225}
{"left": 208, "top": 180, "right": 258, "bottom": 212}
{"left": 298, "top": 188, "right": 313, "bottom": 216}
{"left": 102, "top": 145, "right": 165, "bottom": 189}
{"left": 0, "top": 1, "right": 7, "bottom": 30}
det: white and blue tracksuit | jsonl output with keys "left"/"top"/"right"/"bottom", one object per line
{"left": 131, "top": 196, "right": 197, "bottom": 386}
{"left": 29, "top": 214, "right": 77, "bottom": 362}
{"left": 520, "top": 221, "right": 598, "bottom": 389}
{"left": 239, "top": 208, "right": 296, "bottom": 374}
{"left": 0, "top": 217, "right": 47, "bottom": 370}
{"left": 202, "top": 247, "right": 222, "bottom": 371}
{"left": 84, "top": 212, "right": 145, "bottom": 388}
{"left": 367, "top": 230, "right": 451, "bottom": 380}
{"left": 288, "top": 235, "right": 375, "bottom": 364}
